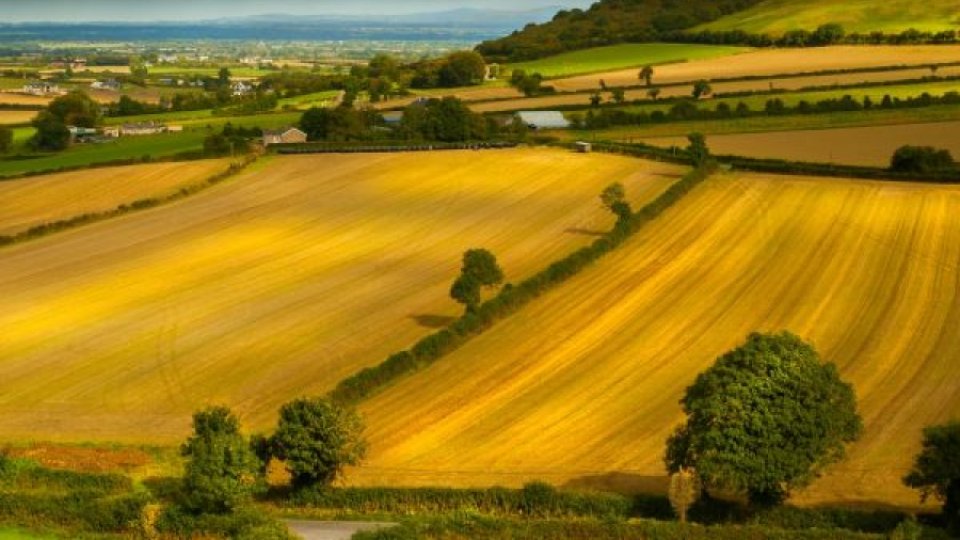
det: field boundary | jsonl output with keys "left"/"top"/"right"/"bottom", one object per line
{"left": 586, "top": 141, "right": 960, "bottom": 183}
{"left": 0, "top": 153, "right": 259, "bottom": 249}
{"left": 273, "top": 141, "right": 518, "bottom": 154}
{"left": 330, "top": 159, "right": 713, "bottom": 404}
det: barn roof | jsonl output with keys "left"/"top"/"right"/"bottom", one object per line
{"left": 516, "top": 111, "right": 569, "bottom": 129}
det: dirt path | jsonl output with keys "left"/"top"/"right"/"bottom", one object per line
{"left": 286, "top": 520, "right": 396, "bottom": 540}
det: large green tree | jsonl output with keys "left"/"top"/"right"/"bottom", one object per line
{"left": 437, "top": 51, "right": 486, "bottom": 87}
{"left": 686, "top": 132, "right": 710, "bottom": 166}
{"left": 904, "top": 422, "right": 960, "bottom": 534}
{"left": 29, "top": 111, "right": 71, "bottom": 152}
{"left": 666, "top": 332, "right": 862, "bottom": 506}
{"left": 270, "top": 397, "right": 367, "bottom": 490}
{"left": 181, "top": 406, "right": 263, "bottom": 514}
{"left": 47, "top": 90, "right": 101, "bottom": 127}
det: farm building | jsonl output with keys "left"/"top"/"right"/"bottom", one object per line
{"left": 575, "top": 141, "right": 592, "bottom": 153}
{"left": 22, "top": 81, "right": 60, "bottom": 96}
{"left": 381, "top": 111, "right": 404, "bottom": 126}
{"left": 91, "top": 79, "right": 121, "bottom": 91}
{"left": 119, "top": 122, "right": 168, "bottom": 136}
{"left": 516, "top": 111, "right": 570, "bottom": 130}
{"left": 68, "top": 126, "right": 98, "bottom": 142}
{"left": 263, "top": 127, "right": 308, "bottom": 146}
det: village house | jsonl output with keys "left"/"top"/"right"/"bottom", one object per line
{"left": 231, "top": 81, "right": 254, "bottom": 96}
{"left": 262, "top": 127, "right": 308, "bottom": 146}
{"left": 22, "top": 81, "right": 60, "bottom": 96}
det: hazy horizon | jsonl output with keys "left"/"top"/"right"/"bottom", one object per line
{"left": 0, "top": 0, "right": 595, "bottom": 22}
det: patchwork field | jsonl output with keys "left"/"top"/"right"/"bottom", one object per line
{"left": 0, "top": 93, "right": 51, "bottom": 107}
{"left": 470, "top": 70, "right": 960, "bottom": 113}
{"left": 506, "top": 43, "right": 750, "bottom": 78}
{"left": 644, "top": 121, "right": 960, "bottom": 167}
{"left": 352, "top": 171, "right": 960, "bottom": 508}
{"left": 0, "top": 149, "right": 682, "bottom": 442}
{"left": 0, "top": 159, "right": 232, "bottom": 236}
{"left": 0, "top": 111, "right": 37, "bottom": 125}
{"left": 698, "top": 0, "right": 960, "bottom": 34}
{"left": 550, "top": 46, "right": 960, "bottom": 92}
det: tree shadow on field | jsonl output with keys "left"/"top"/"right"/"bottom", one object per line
{"left": 565, "top": 227, "right": 607, "bottom": 237}
{"left": 410, "top": 314, "right": 457, "bottom": 329}
{"left": 563, "top": 472, "right": 669, "bottom": 495}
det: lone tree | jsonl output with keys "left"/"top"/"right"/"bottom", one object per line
{"left": 270, "top": 397, "right": 367, "bottom": 490}
{"left": 450, "top": 249, "right": 504, "bottom": 312}
{"left": 639, "top": 65, "right": 654, "bottom": 86}
{"left": 600, "top": 182, "right": 631, "bottom": 225}
{"left": 665, "top": 332, "right": 862, "bottom": 506}
{"left": 181, "top": 406, "right": 263, "bottom": 514}
{"left": 904, "top": 422, "right": 960, "bottom": 534}
{"left": 647, "top": 87, "right": 661, "bottom": 101}
{"left": 611, "top": 88, "right": 626, "bottom": 105}
{"left": 668, "top": 467, "right": 701, "bottom": 523}
{"left": 692, "top": 80, "right": 712, "bottom": 100}
{"left": 686, "top": 132, "right": 710, "bottom": 166}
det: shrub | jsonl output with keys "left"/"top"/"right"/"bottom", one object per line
{"left": 890, "top": 146, "right": 955, "bottom": 173}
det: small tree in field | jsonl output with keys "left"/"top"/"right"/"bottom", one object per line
{"left": 611, "top": 88, "right": 626, "bottom": 105}
{"left": 270, "top": 397, "right": 367, "bottom": 490}
{"left": 904, "top": 422, "right": 960, "bottom": 534}
{"left": 686, "top": 133, "right": 710, "bottom": 166}
{"left": 450, "top": 249, "right": 504, "bottom": 312}
{"left": 666, "top": 332, "right": 862, "bottom": 506}
{"left": 0, "top": 127, "right": 12, "bottom": 154}
{"left": 181, "top": 407, "right": 263, "bottom": 514}
{"left": 692, "top": 80, "right": 712, "bottom": 100}
{"left": 668, "top": 467, "right": 701, "bottom": 523}
{"left": 639, "top": 65, "right": 654, "bottom": 86}
{"left": 590, "top": 93, "right": 602, "bottom": 107}
{"left": 647, "top": 87, "right": 661, "bottom": 101}
{"left": 600, "top": 182, "right": 631, "bottom": 225}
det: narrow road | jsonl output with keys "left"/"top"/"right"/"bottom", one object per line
{"left": 285, "top": 520, "right": 397, "bottom": 540}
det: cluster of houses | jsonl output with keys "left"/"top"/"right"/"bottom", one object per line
{"left": 22, "top": 81, "right": 63, "bottom": 96}
{"left": 90, "top": 79, "right": 122, "bottom": 91}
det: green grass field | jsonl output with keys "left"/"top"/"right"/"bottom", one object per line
{"left": 506, "top": 43, "right": 750, "bottom": 79}
{"left": 0, "top": 131, "right": 207, "bottom": 178}
{"left": 698, "top": 0, "right": 960, "bottom": 34}
{"left": 277, "top": 89, "right": 341, "bottom": 109}
{"left": 0, "top": 529, "right": 56, "bottom": 540}
{"left": 559, "top": 103, "right": 960, "bottom": 141}
{"left": 615, "top": 79, "right": 960, "bottom": 115}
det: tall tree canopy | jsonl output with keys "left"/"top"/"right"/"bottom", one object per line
{"left": 904, "top": 422, "right": 960, "bottom": 534}
{"left": 666, "top": 332, "right": 862, "bottom": 506}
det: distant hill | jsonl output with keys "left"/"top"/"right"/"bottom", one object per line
{"left": 0, "top": 8, "right": 564, "bottom": 43}
{"left": 476, "top": 0, "right": 765, "bottom": 62}
{"left": 697, "top": 0, "right": 960, "bottom": 35}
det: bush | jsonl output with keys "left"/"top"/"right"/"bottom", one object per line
{"left": 156, "top": 504, "right": 295, "bottom": 539}
{"left": 890, "top": 146, "right": 956, "bottom": 173}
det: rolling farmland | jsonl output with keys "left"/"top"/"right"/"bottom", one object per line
{"left": 506, "top": 43, "right": 750, "bottom": 78}
{"left": 0, "top": 159, "right": 232, "bottom": 236}
{"left": 353, "top": 171, "right": 960, "bottom": 508}
{"left": 0, "top": 111, "right": 37, "bottom": 125}
{"left": 550, "top": 46, "right": 960, "bottom": 92}
{"left": 698, "top": 0, "right": 960, "bottom": 34}
{"left": 0, "top": 149, "right": 682, "bottom": 442}
{"left": 643, "top": 121, "right": 960, "bottom": 167}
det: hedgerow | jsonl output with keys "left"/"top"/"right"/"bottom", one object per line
{"left": 329, "top": 161, "right": 715, "bottom": 404}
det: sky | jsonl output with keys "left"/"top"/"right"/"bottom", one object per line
{"left": 0, "top": 0, "right": 595, "bottom": 22}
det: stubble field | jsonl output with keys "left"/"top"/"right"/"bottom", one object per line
{"left": 353, "top": 171, "right": 960, "bottom": 509}
{"left": 0, "top": 149, "right": 681, "bottom": 442}
{"left": 0, "top": 159, "right": 232, "bottom": 236}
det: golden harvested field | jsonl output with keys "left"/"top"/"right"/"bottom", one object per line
{"left": 354, "top": 172, "right": 960, "bottom": 508}
{"left": 0, "top": 110, "right": 36, "bottom": 125}
{"left": 0, "top": 159, "right": 232, "bottom": 236}
{"left": 470, "top": 66, "right": 960, "bottom": 113}
{"left": 0, "top": 150, "right": 682, "bottom": 442}
{"left": 644, "top": 121, "right": 960, "bottom": 167}
{"left": 550, "top": 46, "right": 960, "bottom": 91}
{"left": 0, "top": 93, "right": 52, "bottom": 106}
